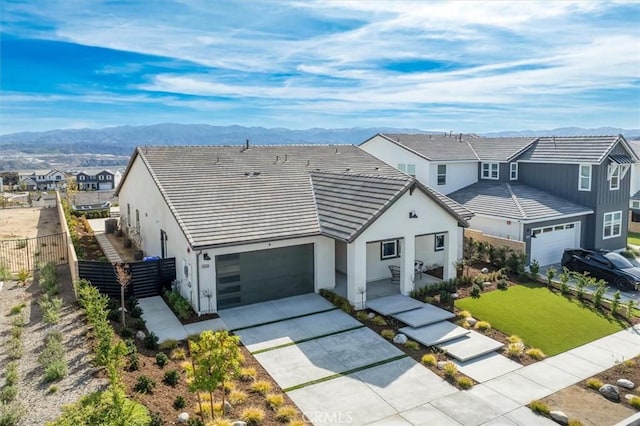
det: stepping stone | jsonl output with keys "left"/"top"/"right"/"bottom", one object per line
{"left": 366, "top": 294, "right": 424, "bottom": 316}
{"left": 453, "top": 352, "right": 522, "bottom": 383}
{"left": 399, "top": 321, "right": 469, "bottom": 347}
{"left": 392, "top": 305, "right": 455, "bottom": 327}
{"left": 437, "top": 330, "right": 504, "bottom": 362}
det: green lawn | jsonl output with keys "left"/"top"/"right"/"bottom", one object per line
{"left": 456, "top": 284, "right": 626, "bottom": 356}
{"left": 628, "top": 232, "right": 640, "bottom": 246}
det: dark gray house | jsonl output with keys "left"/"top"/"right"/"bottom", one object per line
{"left": 361, "top": 134, "right": 638, "bottom": 266}
{"left": 76, "top": 170, "right": 117, "bottom": 191}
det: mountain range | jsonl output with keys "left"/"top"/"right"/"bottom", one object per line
{"left": 1, "top": 124, "right": 639, "bottom": 156}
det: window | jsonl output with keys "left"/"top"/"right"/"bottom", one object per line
{"left": 127, "top": 203, "right": 131, "bottom": 226}
{"left": 79, "top": 175, "right": 85, "bottom": 181}
{"left": 135, "top": 209, "right": 140, "bottom": 233}
{"left": 106, "top": 175, "right": 112, "bottom": 180}
{"left": 578, "top": 164, "right": 591, "bottom": 191}
{"left": 434, "top": 233, "right": 445, "bottom": 251}
{"left": 632, "top": 212, "right": 640, "bottom": 223}
{"left": 381, "top": 240, "right": 399, "bottom": 259}
{"left": 632, "top": 201, "right": 640, "bottom": 210}
{"left": 481, "top": 162, "right": 499, "bottom": 179}
{"left": 603, "top": 211, "right": 622, "bottom": 239}
{"left": 437, "top": 164, "right": 446, "bottom": 185}
{"left": 55, "top": 175, "right": 61, "bottom": 180}
{"left": 398, "top": 163, "right": 416, "bottom": 177}
{"left": 99, "top": 175, "right": 104, "bottom": 180}
{"left": 608, "top": 164, "right": 620, "bottom": 190}
{"left": 510, "top": 162, "right": 518, "bottom": 180}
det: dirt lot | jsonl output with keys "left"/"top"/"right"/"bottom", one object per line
{"left": 0, "top": 207, "right": 60, "bottom": 239}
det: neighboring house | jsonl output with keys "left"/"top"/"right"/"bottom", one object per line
{"left": 76, "top": 170, "right": 117, "bottom": 190}
{"left": 361, "top": 134, "right": 638, "bottom": 266}
{"left": 628, "top": 141, "right": 640, "bottom": 233}
{"left": 18, "top": 169, "right": 66, "bottom": 190}
{"left": 116, "top": 144, "right": 471, "bottom": 313}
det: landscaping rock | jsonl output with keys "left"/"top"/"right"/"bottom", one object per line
{"left": 550, "top": 410, "right": 569, "bottom": 425}
{"left": 617, "top": 379, "right": 635, "bottom": 389}
{"left": 393, "top": 334, "right": 408, "bottom": 344}
{"left": 481, "top": 267, "right": 489, "bottom": 273}
{"left": 451, "top": 293, "right": 459, "bottom": 299}
{"left": 135, "top": 330, "right": 146, "bottom": 340}
{"left": 367, "top": 312, "right": 375, "bottom": 320}
{"left": 437, "top": 361, "right": 448, "bottom": 370}
{"left": 223, "top": 400, "right": 233, "bottom": 415}
{"left": 233, "top": 422, "right": 247, "bottom": 426}
{"left": 483, "top": 281, "right": 492, "bottom": 288}
{"left": 178, "top": 412, "right": 189, "bottom": 423}
{"left": 466, "top": 317, "right": 477, "bottom": 326}
{"left": 599, "top": 384, "right": 620, "bottom": 401}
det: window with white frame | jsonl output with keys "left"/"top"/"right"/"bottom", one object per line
{"left": 481, "top": 162, "right": 499, "bottom": 179}
{"left": 608, "top": 164, "right": 620, "bottom": 190}
{"left": 434, "top": 233, "right": 445, "bottom": 251}
{"left": 510, "top": 162, "right": 518, "bottom": 180}
{"left": 398, "top": 163, "right": 416, "bottom": 177}
{"left": 106, "top": 175, "right": 112, "bottom": 180}
{"left": 603, "top": 211, "right": 622, "bottom": 239}
{"left": 578, "top": 164, "right": 591, "bottom": 191}
{"left": 79, "top": 175, "right": 85, "bottom": 181}
{"left": 380, "top": 240, "right": 399, "bottom": 259}
{"left": 99, "top": 175, "right": 104, "bottom": 180}
{"left": 632, "top": 201, "right": 640, "bottom": 209}
{"left": 437, "top": 164, "right": 446, "bottom": 185}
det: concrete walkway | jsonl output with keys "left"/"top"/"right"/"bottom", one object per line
{"left": 87, "top": 217, "right": 123, "bottom": 263}
{"left": 138, "top": 296, "right": 227, "bottom": 343}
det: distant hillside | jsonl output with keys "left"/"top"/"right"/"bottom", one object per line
{"left": 1, "top": 124, "right": 638, "bottom": 156}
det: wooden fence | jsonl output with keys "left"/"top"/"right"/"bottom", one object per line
{"left": 78, "top": 257, "right": 176, "bottom": 299}
{"left": 0, "top": 232, "right": 68, "bottom": 273}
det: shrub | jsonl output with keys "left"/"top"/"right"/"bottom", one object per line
{"left": 356, "top": 311, "right": 369, "bottom": 321}
{"left": 107, "top": 309, "right": 120, "bottom": 321}
{"left": 240, "top": 406, "right": 265, "bottom": 424}
{"left": 458, "top": 310, "right": 471, "bottom": 318}
{"left": 507, "top": 335, "right": 522, "bottom": 343}
{"left": 134, "top": 375, "right": 156, "bottom": 394}
{"left": 170, "top": 347, "right": 187, "bottom": 361}
{"left": 586, "top": 378, "right": 603, "bottom": 390}
{"left": 48, "top": 385, "right": 59, "bottom": 394}
{"left": 163, "top": 369, "right": 180, "bottom": 387}
{"left": 126, "top": 339, "right": 140, "bottom": 371}
{"left": 39, "top": 294, "right": 63, "bottom": 324}
{"left": 16, "top": 269, "right": 29, "bottom": 286}
{"left": 173, "top": 395, "right": 186, "bottom": 410}
{"left": 505, "top": 342, "right": 524, "bottom": 358}
{"left": 475, "top": 321, "right": 491, "bottom": 331}
{"left": 443, "top": 362, "right": 457, "bottom": 379}
{"left": 44, "top": 359, "right": 68, "bottom": 383}
{"left": 470, "top": 284, "right": 482, "bottom": 298}
{"left": 119, "top": 327, "right": 134, "bottom": 339}
{"left": 0, "top": 385, "right": 18, "bottom": 404}
{"left": 568, "top": 420, "right": 584, "bottom": 426}
{"left": 163, "top": 290, "right": 193, "bottom": 321}
{"left": 148, "top": 411, "right": 163, "bottom": 426}
{"left": 130, "top": 318, "right": 146, "bottom": 330}
{"left": 611, "top": 290, "right": 621, "bottom": 316}
{"left": 529, "top": 400, "right": 550, "bottom": 415}
{"left": 497, "top": 278, "right": 508, "bottom": 290}
{"left": 0, "top": 401, "right": 26, "bottom": 426}
{"left": 525, "top": 348, "right": 546, "bottom": 360}
{"left": 10, "top": 325, "right": 22, "bottom": 340}
{"left": 265, "top": 393, "right": 284, "bottom": 409}
{"left": 421, "top": 354, "right": 437, "bottom": 367}
{"left": 8, "top": 303, "right": 25, "bottom": 316}
{"left": 629, "top": 396, "right": 640, "bottom": 409}
{"left": 405, "top": 340, "right": 420, "bottom": 351}
{"left": 250, "top": 380, "right": 272, "bottom": 395}
{"left": 239, "top": 367, "right": 257, "bottom": 382}
{"left": 456, "top": 376, "right": 473, "bottom": 389}
{"left": 372, "top": 315, "right": 387, "bottom": 326}
{"left": 159, "top": 339, "right": 179, "bottom": 350}
{"left": 10, "top": 313, "right": 26, "bottom": 328}
{"left": 381, "top": 329, "right": 395, "bottom": 340}
{"left": 529, "top": 259, "right": 540, "bottom": 276}
{"left": 144, "top": 332, "right": 159, "bottom": 350}
{"left": 546, "top": 267, "right": 556, "bottom": 288}
{"left": 229, "top": 390, "right": 248, "bottom": 405}
{"left": 5, "top": 362, "right": 18, "bottom": 386}
{"left": 275, "top": 405, "right": 297, "bottom": 421}
{"left": 155, "top": 352, "right": 169, "bottom": 368}
{"left": 593, "top": 281, "right": 607, "bottom": 308}
{"left": 8, "top": 337, "right": 23, "bottom": 359}
{"left": 129, "top": 305, "right": 144, "bottom": 319}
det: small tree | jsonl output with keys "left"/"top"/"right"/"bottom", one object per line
{"left": 627, "top": 299, "right": 636, "bottom": 319}
{"left": 558, "top": 268, "right": 571, "bottom": 295}
{"left": 185, "top": 330, "right": 242, "bottom": 420}
{"left": 593, "top": 280, "right": 607, "bottom": 309}
{"left": 610, "top": 290, "right": 621, "bottom": 316}
{"left": 114, "top": 263, "right": 132, "bottom": 327}
{"left": 545, "top": 267, "right": 556, "bottom": 288}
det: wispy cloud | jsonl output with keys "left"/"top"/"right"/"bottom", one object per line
{"left": 1, "top": 0, "right": 638, "bottom": 134}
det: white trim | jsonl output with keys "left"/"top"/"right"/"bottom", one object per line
{"left": 437, "top": 164, "right": 447, "bottom": 186}
{"left": 509, "top": 162, "right": 518, "bottom": 180}
{"left": 434, "top": 233, "right": 445, "bottom": 251}
{"left": 481, "top": 162, "right": 499, "bottom": 180}
{"left": 380, "top": 239, "right": 399, "bottom": 259}
{"left": 578, "top": 164, "right": 591, "bottom": 191}
{"left": 608, "top": 164, "right": 620, "bottom": 190}
{"left": 631, "top": 200, "right": 640, "bottom": 209}
{"left": 603, "top": 210, "right": 622, "bottom": 239}
{"left": 472, "top": 211, "right": 592, "bottom": 224}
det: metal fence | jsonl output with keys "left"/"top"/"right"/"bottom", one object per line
{"left": 0, "top": 232, "right": 68, "bottom": 272}
{"left": 78, "top": 257, "right": 176, "bottom": 299}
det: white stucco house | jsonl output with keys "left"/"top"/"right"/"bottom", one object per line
{"left": 18, "top": 169, "right": 66, "bottom": 191}
{"left": 115, "top": 144, "right": 471, "bottom": 313}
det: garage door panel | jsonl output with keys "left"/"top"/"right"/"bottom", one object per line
{"left": 217, "top": 244, "right": 314, "bottom": 309}
{"left": 531, "top": 223, "right": 578, "bottom": 266}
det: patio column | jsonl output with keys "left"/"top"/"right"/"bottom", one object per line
{"left": 443, "top": 232, "right": 456, "bottom": 280}
{"left": 346, "top": 240, "right": 366, "bottom": 309}
{"left": 401, "top": 236, "right": 415, "bottom": 295}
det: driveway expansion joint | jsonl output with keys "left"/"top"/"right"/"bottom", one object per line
{"left": 229, "top": 307, "right": 338, "bottom": 332}
{"left": 250, "top": 325, "right": 366, "bottom": 354}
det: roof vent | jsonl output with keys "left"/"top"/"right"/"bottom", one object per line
{"left": 252, "top": 172, "right": 261, "bottom": 176}
{"left": 284, "top": 154, "right": 288, "bottom": 162}
{"left": 275, "top": 155, "right": 279, "bottom": 164}
{"left": 335, "top": 147, "right": 339, "bottom": 154}
{"left": 306, "top": 160, "right": 310, "bottom": 167}
{"left": 459, "top": 133, "right": 463, "bottom": 142}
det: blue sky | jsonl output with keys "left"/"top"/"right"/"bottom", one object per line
{"left": 1, "top": 0, "right": 639, "bottom": 134}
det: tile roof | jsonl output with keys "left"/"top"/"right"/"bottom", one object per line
{"left": 448, "top": 181, "right": 593, "bottom": 222}
{"left": 123, "top": 145, "right": 469, "bottom": 248}
{"left": 517, "top": 135, "right": 635, "bottom": 164}
{"left": 374, "top": 134, "right": 535, "bottom": 162}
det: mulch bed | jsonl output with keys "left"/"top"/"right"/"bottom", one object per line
{"left": 73, "top": 217, "right": 106, "bottom": 260}
{"left": 582, "top": 356, "right": 640, "bottom": 408}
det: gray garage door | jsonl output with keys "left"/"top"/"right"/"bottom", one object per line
{"left": 216, "top": 244, "right": 314, "bottom": 310}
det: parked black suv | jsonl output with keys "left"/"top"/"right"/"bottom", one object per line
{"left": 561, "top": 248, "right": 640, "bottom": 291}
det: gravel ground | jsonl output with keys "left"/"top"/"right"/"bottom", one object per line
{"left": 0, "top": 265, "right": 108, "bottom": 425}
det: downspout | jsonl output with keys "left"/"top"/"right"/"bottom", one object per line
{"left": 195, "top": 250, "right": 202, "bottom": 316}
